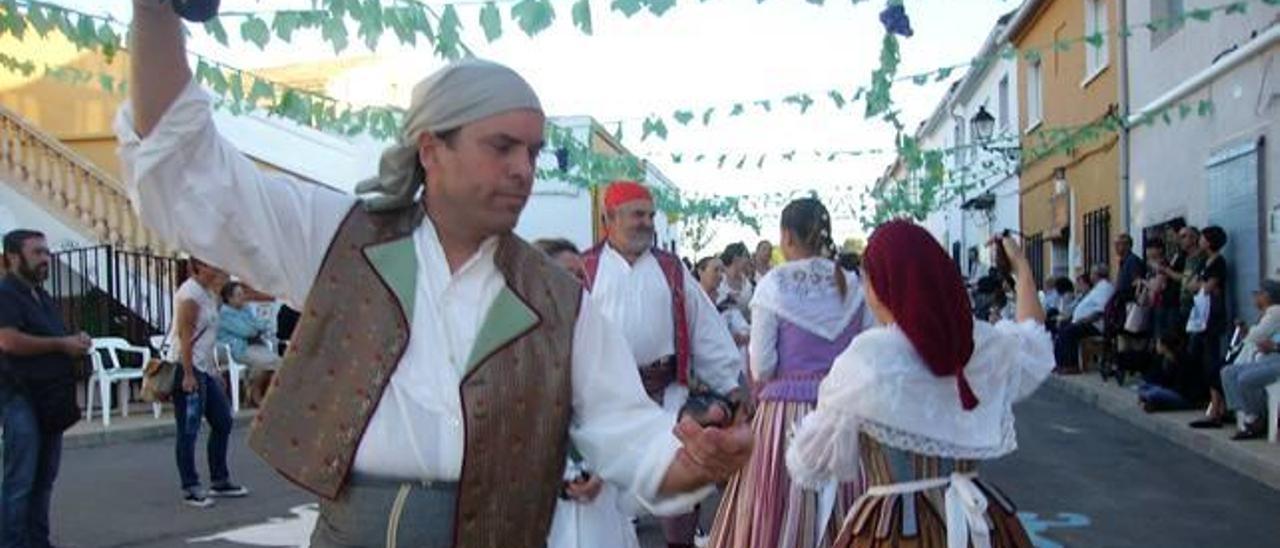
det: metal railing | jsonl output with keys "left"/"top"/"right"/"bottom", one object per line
{"left": 49, "top": 245, "right": 185, "bottom": 345}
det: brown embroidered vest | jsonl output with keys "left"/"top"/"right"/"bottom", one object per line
{"left": 247, "top": 204, "right": 582, "bottom": 547}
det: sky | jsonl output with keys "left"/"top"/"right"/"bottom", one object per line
{"left": 62, "top": 0, "right": 1018, "bottom": 254}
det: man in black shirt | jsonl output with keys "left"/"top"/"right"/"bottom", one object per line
{"left": 0, "top": 229, "right": 91, "bottom": 547}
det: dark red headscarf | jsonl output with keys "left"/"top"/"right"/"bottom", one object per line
{"left": 862, "top": 220, "right": 979, "bottom": 410}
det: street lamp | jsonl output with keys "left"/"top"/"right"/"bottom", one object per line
{"left": 969, "top": 105, "right": 1019, "bottom": 162}
{"left": 971, "top": 105, "right": 997, "bottom": 143}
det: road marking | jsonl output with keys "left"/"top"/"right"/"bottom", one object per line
{"left": 1049, "top": 423, "right": 1083, "bottom": 435}
{"left": 188, "top": 503, "right": 317, "bottom": 547}
{"left": 1018, "top": 511, "right": 1091, "bottom": 548}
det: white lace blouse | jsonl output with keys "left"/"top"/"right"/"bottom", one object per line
{"left": 786, "top": 319, "right": 1054, "bottom": 488}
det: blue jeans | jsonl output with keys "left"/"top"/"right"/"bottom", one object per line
{"left": 172, "top": 370, "right": 233, "bottom": 491}
{"left": 1, "top": 385, "right": 63, "bottom": 548}
{"left": 1138, "top": 383, "right": 1193, "bottom": 411}
{"left": 1221, "top": 356, "right": 1280, "bottom": 418}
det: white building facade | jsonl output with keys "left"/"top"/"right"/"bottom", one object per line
{"left": 921, "top": 11, "right": 1022, "bottom": 284}
{"left": 1124, "top": 0, "right": 1278, "bottom": 323}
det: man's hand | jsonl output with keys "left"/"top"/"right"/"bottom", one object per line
{"left": 659, "top": 406, "right": 753, "bottom": 495}
{"left": 61, "top": 332, "right": 92, "bottom": 357}
{"left": 564, "top": 475, "right": 604, "bottom": 503}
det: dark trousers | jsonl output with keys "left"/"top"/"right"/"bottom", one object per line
{"left": 1, "top": 386, "right": 63, "bottom": 548}
{"left": 1190, "top": 331, "right": 1225, "bottom": 392}
{"left": 172, "top": 370, "right": 233, "bottom": 490}
{"left": 1054, "top": 323, "right": 1099, "bottom": 370}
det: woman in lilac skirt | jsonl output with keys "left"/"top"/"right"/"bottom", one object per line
{"left": 709, "top": 198, "right": 873, "bottom": 548}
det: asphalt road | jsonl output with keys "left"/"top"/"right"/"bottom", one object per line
{"left": 37, "top": 384, "right": 1280, "bottom": 547}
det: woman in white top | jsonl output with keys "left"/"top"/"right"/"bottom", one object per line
{"left": 710, "top": 198, "right": 872, "bottom": 548}
{"left": 695, "top": 257, "right": 750, "bottom": 352}
{"left": 719, "top": 243, "right": 755, "bottom": 321}
{"left": 787, "top": 221, "right": 1053, "bottom": 548}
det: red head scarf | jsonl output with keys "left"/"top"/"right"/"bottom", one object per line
{"left": 862, "top": 220, "right": 979, "bottom": 410}
{"left": 604, "top": 181, "right": 653, "bottom": 211}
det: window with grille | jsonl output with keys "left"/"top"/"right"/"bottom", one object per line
{"left": 1083, "top": 207, "right": 1112, "bottom": 273}
{"left": 1025, "top": 233, "right": 1046, "bottom": 289}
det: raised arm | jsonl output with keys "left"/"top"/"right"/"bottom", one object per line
{"left": 1001, "top": 236, "right": 1046, "bottom": 325}
{"left": 119, "top": 3, "right": 357, "bottom": 308}
{"left": 130, "top": 1, "right": 192, "bottom": 138}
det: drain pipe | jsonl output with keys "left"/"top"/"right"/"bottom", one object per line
{"left": 1118, "top": 0, "right": 1133, "bottom": 237}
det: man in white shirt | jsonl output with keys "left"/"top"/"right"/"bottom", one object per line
{"left": 1054, "top": 264, "right": 1115, "bottom": 371}
{"left": 1220, "top": 280, "right": 1280, "bottom": 440}
{"left": 581, "top": 182, "right": 744, "bottom": 548}
{"left": 123, "top": 4, "right": 750, "bottom": 546}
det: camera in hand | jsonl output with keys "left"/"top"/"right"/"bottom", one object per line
{"left": 170, "top": 0, "right": 221, "bottom": 22}
{"left": 679, "top": 392, "right": 735, "bottom": 429}
{"left": 992, "top": 229, "right": 1013, "bottom": 276}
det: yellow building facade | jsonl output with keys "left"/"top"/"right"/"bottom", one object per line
{"left": 1008, "top": 0, "right": 1122, "bottom": 281}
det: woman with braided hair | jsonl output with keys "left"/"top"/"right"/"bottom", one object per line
{"left": 708, "top": 198, "right": 874, "bottom": 548}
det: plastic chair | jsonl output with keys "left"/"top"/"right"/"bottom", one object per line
{"left": 1266, "top": 380, "right": 1280, "bottom": 444}
{"left": 214, "top": 343, "right": 248, "bottom": 413}
{"left": 86, "top": 338, "right": 160, "bottom": 426}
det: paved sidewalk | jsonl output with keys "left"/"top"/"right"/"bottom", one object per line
{"left": 63, "top": 402, "right": 255, "bottom": 450}
{"left": 1048, "top": 372, "right": 1280, "bottom": 491}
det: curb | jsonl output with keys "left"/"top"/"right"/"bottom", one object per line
{"left": 62, "top": 412, "right": 256, "bottom": 450}
{"left": 1046, "top": 376, "right": 1280, "bottom": 492}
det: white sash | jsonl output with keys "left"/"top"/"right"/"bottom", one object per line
{"left": 864, "top": 472, "right": 992, "bottom": 548}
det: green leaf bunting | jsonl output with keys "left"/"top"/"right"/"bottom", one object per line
{"left": 572, "top": 0, "right": 593, "bottom": 34}
{"left": 435, "top": 5, "right": 465, "bottom": 60}
{"left": 612, "top": 0, "right": 644, "bottom": 17}
{"left": 239, "top": 16, "right": 270, "bottom": 49}
{"left": 479, "top": 2, "right": 502, "bottom": 42}
{"left": 511, "top": 0, "right": 555, "bottom": 37}
{"left": 828, "top": 90, "right": 846, "bottom": 109}
{"left": 204, "top": 17, "right": 229, "bottom": 46}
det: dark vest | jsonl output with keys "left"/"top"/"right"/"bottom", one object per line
{"left": 248, "top": 204, "right": 582, "bottom": 547}
{"left": 581, "top": 243, "right": 692, "bottom": 384}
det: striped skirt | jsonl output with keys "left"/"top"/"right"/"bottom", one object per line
{"left": 708, "top": 399, "right": 864, "bottom": 548}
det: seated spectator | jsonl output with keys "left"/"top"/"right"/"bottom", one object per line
{"left": 1054, "top": 264, "right": 1114, "bottom": 372}
{"left": 989, "top": 282, "right": 1015, "bottom": 324}
{"left": 534, "top": 238, "right": 586, "bottom": 283}
{"left": 1219, "top": 279, "right": 1280, "bottom": 440}
{"left": 217, "top": 282, "right": 280, "bottom": 408}
{"left": 1075, "top": 272, "right": 1093, "bottom": 296}
{"left": 1138, "top": 332, "right": 1206, "bottom": 412}
{"left": 1041, "top": 276, "right": 1064, "bottom": 311}
{"left": 1048, "top": 277, "right": 1078, "bottom": 335}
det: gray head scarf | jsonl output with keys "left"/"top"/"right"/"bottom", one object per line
{"left": 355, "top": 58, "right": 543, "bottom": 211}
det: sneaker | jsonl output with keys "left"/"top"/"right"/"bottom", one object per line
{"left": 183, "top": 489, "right": 215, "bottom": 508}
{"left": 209, "top": 483, "right": 250, "bottom": 498}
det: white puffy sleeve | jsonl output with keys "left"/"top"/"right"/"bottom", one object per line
{"left": 748, "top": 305, "right": 779, "bottom": 382}
{"left": 569, "top": 294, "right": 713, "bottom": 516}
{"left": 992, "top": 319, "right": 1055, "bottom": 401}
{"left": 785, "top": 342, "right": 868, "bottom": 489}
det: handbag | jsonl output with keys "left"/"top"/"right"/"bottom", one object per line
{"left": 141, "top": 324, "right": 207, "bottom": 403}
{"left": 140, "top": 358, "right": 178, "bottom": 403}
{"left": 1124, "top": 302, "right": 1151, "bottom": 334}
{"left": 1185, "top": 289, "right": 1211, "bottom": 334}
